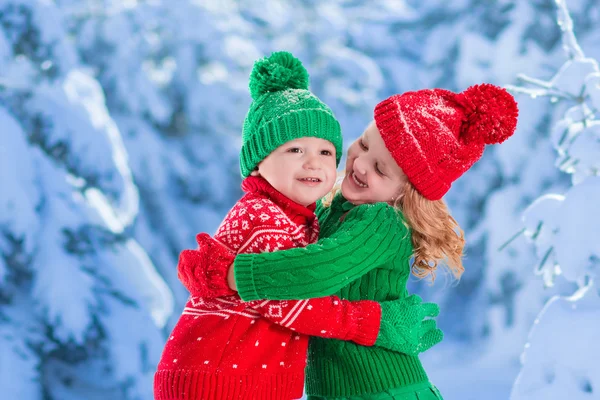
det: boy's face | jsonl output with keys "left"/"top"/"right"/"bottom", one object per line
{"left": 252, "top": 137, "right": 337, "bottom": 207}
{"left": 341, "top": 121, "right": 407, "bottom": 205}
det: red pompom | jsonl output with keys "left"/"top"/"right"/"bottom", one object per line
{"left": 458, "top": 84, "right": 519, "bottom": 145}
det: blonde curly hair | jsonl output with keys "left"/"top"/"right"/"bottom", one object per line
{"left": 393, "top": 180, "right": 465, "bottom": 282}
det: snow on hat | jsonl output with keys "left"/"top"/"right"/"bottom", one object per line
{"left": 374, "top": 84, "right": 519, "bottom": 200}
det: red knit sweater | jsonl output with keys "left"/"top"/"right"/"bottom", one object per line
{"left": 154, "top": 177, "right": 381, "bottom": 400}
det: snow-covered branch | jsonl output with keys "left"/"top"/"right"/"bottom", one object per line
{"left": 509, "top": 1, "right": 600, "bottom": 399}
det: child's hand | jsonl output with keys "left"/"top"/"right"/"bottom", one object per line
{"left": 375, "top": 295, "right": 444, "bottom": 356}
{"left": 177, "top": 233, "right": 237, "bottom": 297}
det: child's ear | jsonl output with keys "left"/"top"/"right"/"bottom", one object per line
{"left": 250, "top": 167, "right": 260, "bottom": 177}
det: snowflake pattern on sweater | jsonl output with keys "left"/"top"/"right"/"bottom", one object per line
{"left": 214, "top": 197, "right": 317, "bottom": 254}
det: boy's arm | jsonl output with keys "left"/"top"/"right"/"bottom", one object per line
{"left": 247, "top": 295, "right": 444, "bottom": 355}
{"left": 246, "top": 297, "right": 381, "bottom": 346}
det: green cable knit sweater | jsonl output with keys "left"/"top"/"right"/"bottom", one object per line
{"left": 233, "top": 193, "right": 430, "bottom": 397}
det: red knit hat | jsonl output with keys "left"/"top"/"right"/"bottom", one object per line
{"left": 374, "top": 84, "right": 518, "bottom": 200}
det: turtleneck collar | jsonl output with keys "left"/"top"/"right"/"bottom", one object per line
{"left": 241, "top": 176, "right": 317, "bottom": 225}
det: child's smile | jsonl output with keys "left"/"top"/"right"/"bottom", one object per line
{"left": 297, "top": 176, "right": 323, "bottom": 186}
{"left": 350, "top": 171, "right": 368, "bottom": 188}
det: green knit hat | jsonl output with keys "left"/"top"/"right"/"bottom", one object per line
{"left": 240, "top": 51, "right": 343, "bottom": 177}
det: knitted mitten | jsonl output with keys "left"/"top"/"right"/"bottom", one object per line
{"left": 375, "top": 295, "right": 443, "bottom": 356}
{"left": 177, "top": 233, "right": 236, "bottom": 298}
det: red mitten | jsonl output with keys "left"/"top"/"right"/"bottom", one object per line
{"left": 177, "top": 233, "right": 236, "bottom": 298}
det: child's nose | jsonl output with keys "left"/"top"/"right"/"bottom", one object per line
{"left": 354, "top": 158, "right": 367, "bottom": 175}
{"left": 304, "top": 153, "right": 320, "bottom": 169}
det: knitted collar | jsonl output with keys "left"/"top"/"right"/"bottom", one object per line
{"left": 241, "top": 176, "right": 317, "bottom": 225}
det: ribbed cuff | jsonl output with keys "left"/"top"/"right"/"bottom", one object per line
{"left": 234, "top": 254, "right": 260, "bottom": 301}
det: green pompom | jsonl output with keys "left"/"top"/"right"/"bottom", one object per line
{"left": 249, "top": 51, "right": 309, "bottom": 100}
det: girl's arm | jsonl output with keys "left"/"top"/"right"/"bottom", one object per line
{"left": 182, "top": 202, "right": 410, "bottom": 301}
{"left": 235, "top": 203, "right": 408, "bottom": 301}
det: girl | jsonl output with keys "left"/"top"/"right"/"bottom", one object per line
{"left": 155, "top": 52, "right": 443, "bottom": 400}
{"left": 183, "top": 83, "right": 519, "bottom": 399}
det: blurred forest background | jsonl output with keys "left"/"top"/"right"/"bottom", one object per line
{"left": 1, "top": 0, "right": 600, "bottom": 399}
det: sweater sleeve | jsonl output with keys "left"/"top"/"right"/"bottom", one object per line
{"left": 246, "top": 297, "right": 381, "bottom": 346}
{"left": 235, "top": 202, "right": 411, "bottom": 301}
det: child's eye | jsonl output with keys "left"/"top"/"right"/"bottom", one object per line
{"left": 287, "top": 147, "right": 302, "bottom": 153}
{"left": 359, "top": 139, "right": 368, "bottom": 150}
{"left": 321, "top": 150, "right": 333, "bottom": 156}
{"left": 375, "top": 163, "right": 384, "bottom": 176}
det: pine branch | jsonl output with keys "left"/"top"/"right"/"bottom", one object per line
{"left": 535, "top": 246, "right": 554, "bottom": 274}
{"left": 498, "top": 227, "right": 526, "bottom": 252}
{"left": 555, "top": 0, "right": 585, "bottom": 60}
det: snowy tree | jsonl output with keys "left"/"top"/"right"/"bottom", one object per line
{"left": 2, "top": 0, "right": 600, "bottom": 398}
{"left": 507, "top": 0, "right": 600, "bottom": 398}
{"left": 0, "top": 1, "right": 172, "bottom": 398}
{"left": 59, "top": 0, "right": 251, "bottom": 325}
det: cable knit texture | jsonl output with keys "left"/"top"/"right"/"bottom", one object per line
{"left": 220, "top": 193, "right": 433, "bottom": 397}
{"left": 233, "top": 201, "right": 408, "bottom": 301}
{"left": 374, "top": 83, "right": 518, "bottom": 200}
{"left": 155, "top": 177, "right": 382, "bottom": 400}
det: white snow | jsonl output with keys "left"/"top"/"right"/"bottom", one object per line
{"left": 1, "top": 0, "right": 599, "bottom": 399}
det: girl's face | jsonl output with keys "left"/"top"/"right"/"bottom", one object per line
{"left": 341, "top": 122, "right": 408, "bottom": 205}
